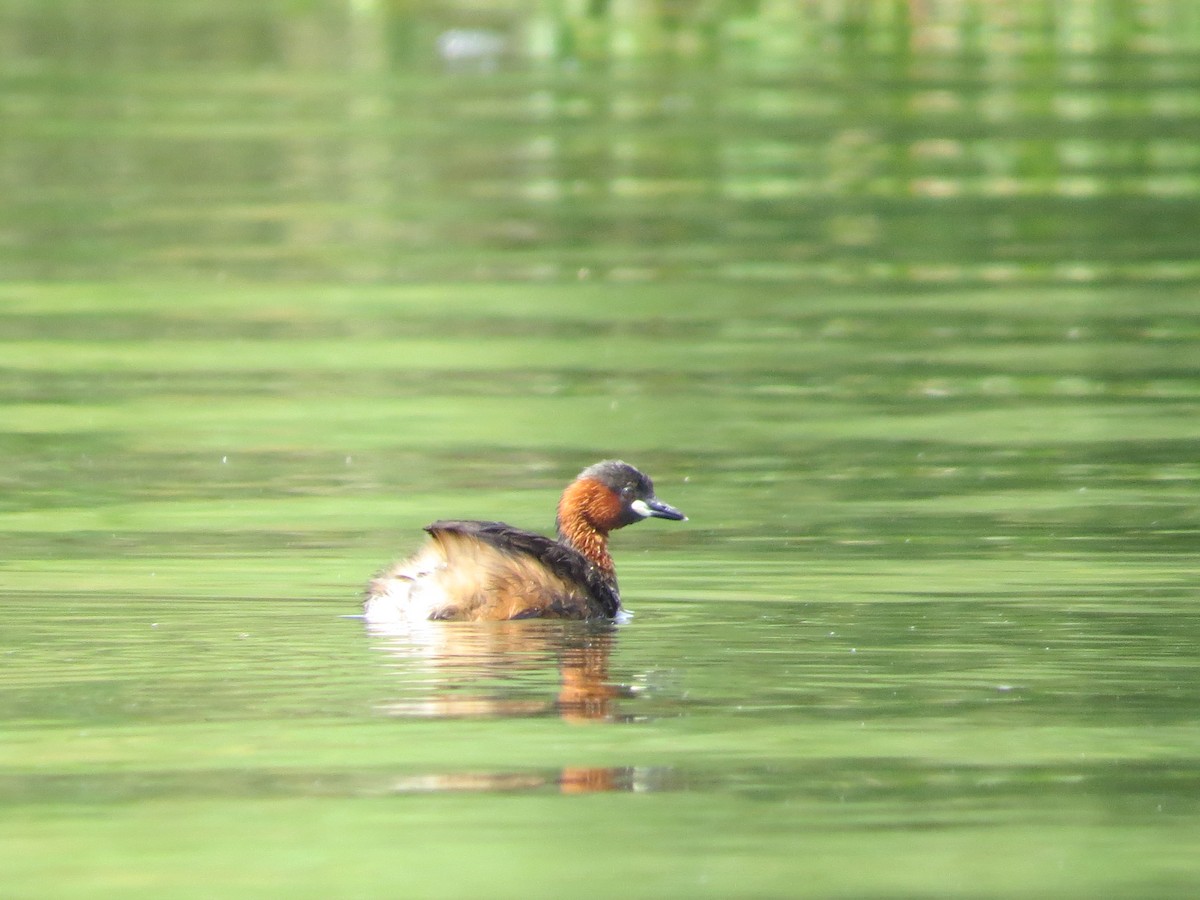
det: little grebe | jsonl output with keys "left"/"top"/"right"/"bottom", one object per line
{"left": 363, "top": 460, "right": 685, "bottom": 623}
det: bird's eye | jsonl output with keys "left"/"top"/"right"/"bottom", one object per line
{"left": 620, "top": 485, "right": 634, "bottom": 498}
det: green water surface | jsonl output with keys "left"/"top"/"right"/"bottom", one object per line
{"left": 3, "top": 2, "right": 1200, "bottom": 898}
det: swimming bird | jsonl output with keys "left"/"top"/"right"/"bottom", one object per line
{"left": 364, "top": 460, "right": 685, "bottom": 623}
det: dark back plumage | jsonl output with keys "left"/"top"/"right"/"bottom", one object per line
{"left": 425, "top": 520, "right": 621, "bottom": 618}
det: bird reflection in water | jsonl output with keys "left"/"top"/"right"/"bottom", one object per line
{"left": 368, "top": 619, "right": 631, "bottom": 722}
{"left": 367, "top": 620, "right": 668, "bottom": 794}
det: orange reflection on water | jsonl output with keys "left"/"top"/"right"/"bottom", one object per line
{"left": 369, "top": 619, "right": 629, "bottom": 721}
{"left": 367, "top": 620, "right": 644, "bottom": 793}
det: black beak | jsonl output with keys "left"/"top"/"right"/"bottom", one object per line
{"left": 646, "top": 496, "right": 686, "bottom": 521}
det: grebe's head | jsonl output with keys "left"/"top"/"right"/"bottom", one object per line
{"left": 559, "top": 459, "right": 686, "bottom": 535}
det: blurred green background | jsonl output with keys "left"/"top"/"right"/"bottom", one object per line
{"left": 2, "top": 2, "right": 1200, "bottom": 897}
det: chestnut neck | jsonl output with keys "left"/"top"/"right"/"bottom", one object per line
{"left": 555, "top": 478, "right": 618, "bottom": 579}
